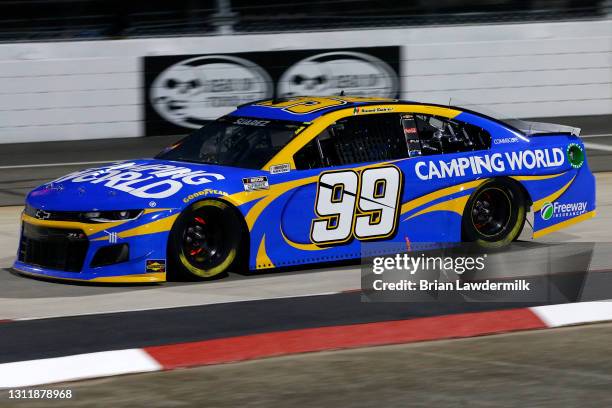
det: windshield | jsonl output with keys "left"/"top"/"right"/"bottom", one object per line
{"left": 157, "top": 117, "right": 305, "bottom": 169}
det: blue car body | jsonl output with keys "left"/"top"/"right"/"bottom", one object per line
{"left": 14, "top": 96, "right": 596, "bottom": 282}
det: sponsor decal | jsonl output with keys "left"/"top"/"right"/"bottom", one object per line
{"left": 541, "top": 201, "right": 587, "bottom": 221}
{"left": 148, "top": 55, "right": 272, "bottom": 130}
{"left": 183, "top": 188, "right": 229, "bottom": 203}
{"left": 278, "top": 51, "right": 398, "bottom": 98}
{"left": 353, "top": 106, "right": 393, "bottom": 115}
{"left": 146, "top": 259, "right": 166, "bottom": 273}
{"left": 541, "top": 202, "right": 554, "bottom": 221}
{"left": 54, "top": 162, "right": 226, "bottom": 199}
{"left": 414, "top": 148, "right": 565, "bottom": 181}
{"left": 269, "top": 163, "right": 291, "bottom": 174}
{"left": 242, "top": 176, "right": 269, "bottom": 192}
{"left": 567, "top": 143, "right": 585, "bottom": 169}
{"left": 493, "top": 137, "right": 519, "bottom": 145}
{"left": 233, "top": 118, "right": 270, "bottom": 127}
{"left": 67, "top": 231, "right": 86, "bottom": 240}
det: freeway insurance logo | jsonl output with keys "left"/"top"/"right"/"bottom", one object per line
{"left": 541, "top": 202, "right": 554, "bottom": 220}
{"left": 541, "top": 201, "right": 587, "bottom": 221}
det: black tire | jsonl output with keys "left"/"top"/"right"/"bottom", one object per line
{"left": 462, "top": 179, "right": 527, "bottom": 249}
{"left": 168, "top": 199, "right": 243, "bottom": 281}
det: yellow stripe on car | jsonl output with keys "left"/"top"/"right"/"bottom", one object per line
{"left": 401, "top": 179, "right": 487, "bottom": 216}
{"left": 93, "top": 213, "right": 179, "bottom": 241}
{"left": 511, "top": 171, "right": 567, "bottom": 181}
{"left": 21, "top": 214, "right": 126, "bottom": 236}
{"left": 90, "top": 273, "right": 166, "bottom": 283}
{"left": 256, "top": 235, "right": 275, "bottom": 269}
{"left": 404, "top": 195, "right": 471, "bottom": 221}
{"left": 13, "top": 268, "right": 166, "bottom": 283}
{"left": 532, "top": 175, "right": 576, "bottom": 212}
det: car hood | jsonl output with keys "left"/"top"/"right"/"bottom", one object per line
{"left": 26, "top": 159, "right": 264, "bottom": 211}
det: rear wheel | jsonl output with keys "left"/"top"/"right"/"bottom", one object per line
{"left": 462, "top": 180, "right": 526, "bottom": 249}
{"left": 168, "top": 200, "right": 243, "bottom": 280}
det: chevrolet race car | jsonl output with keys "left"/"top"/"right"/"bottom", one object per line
{"left": 14, "top": 96, "right": 596, "bottom": 283}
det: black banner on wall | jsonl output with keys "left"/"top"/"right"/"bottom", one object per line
{"left": 143, "top": 46, "right": 401, "bottom": 136}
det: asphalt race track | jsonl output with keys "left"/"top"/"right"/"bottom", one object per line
{"left": 0, "top": 173, "right": 608, "bottom": 350}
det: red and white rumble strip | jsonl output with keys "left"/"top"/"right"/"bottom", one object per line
{"left": 1, "top": 300, "right": 611, "bottom": 388}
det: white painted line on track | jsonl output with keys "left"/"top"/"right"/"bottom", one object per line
{"left": 530, "top": 301, "right": 612, "bottom": 328}
{"left": 584, "top": 142, "right": 612, "bottom": 152}
{"left": 0, "top": 160, "right": 113, "bottom": 170}
{"left": 0, "top": 349, "right": 162, "bottom": 389}
{"left": 9, "top": 290, "right": 344, "bottom": 322}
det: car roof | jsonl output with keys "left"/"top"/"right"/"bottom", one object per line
{"left": 229, "top": 96, "right": 419, "bottom": 122}
{"left": 228, "top": 96, "right": 527, "bottom": 139}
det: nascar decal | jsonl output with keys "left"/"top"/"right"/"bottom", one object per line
{"left": 243, "top": 176, "right": 269, "bottom": 192}
{"left": 311, "top": 166, "right": 402, "bottom": 244}
{"left": 53, "top": 162, "right": 225, "bottom": 199}
{"left": 415, "top": 148, "right": 565, "bottom": 180}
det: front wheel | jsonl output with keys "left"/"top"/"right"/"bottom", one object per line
{"left": 168, "top": 200, "right": 243, "bottom": 280}
{"left": 462, "top": 180, "right": 526, "bottom": 249}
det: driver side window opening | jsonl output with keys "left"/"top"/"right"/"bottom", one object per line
{"left": 293, "top": 113, "right": 407, "bottom": 169}
{"left": 402, "top": 114, "right": 492, "bottom": 156}
{"left": 292, "top": 112, "right": 493, "bottom": 170}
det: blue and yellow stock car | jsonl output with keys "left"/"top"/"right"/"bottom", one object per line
{"left": 14, "top": 96, "right": 596, "bottom": 282}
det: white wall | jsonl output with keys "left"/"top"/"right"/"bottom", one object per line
{"left": 0, "top": 18, "right": 610, "bottom": 144}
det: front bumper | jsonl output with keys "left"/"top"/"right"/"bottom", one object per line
{"left": 12, "top": 208, "right": 180, "bottom": 283}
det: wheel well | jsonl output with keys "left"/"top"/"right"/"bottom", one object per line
{"left": 219, "top": 198, "right": 251, "bottom": 270}
{"left": 498, "top": 177, "right": 533, "bottom": 208}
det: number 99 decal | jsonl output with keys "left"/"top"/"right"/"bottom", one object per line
{"left": 310, "top": 165, "right": 403, "bottom": 244}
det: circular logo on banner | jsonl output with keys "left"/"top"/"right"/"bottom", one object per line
{"left": 566, "top": 143, "right": 585, "bottom": 169}
{"left": 541, "top": 202, "right": 554, "bottom": 220}
{"left": 150, "top": 55, "right": 273, "bottom": 129}
{"left": 277, "top": 51, "right": 398, "bottom": 98}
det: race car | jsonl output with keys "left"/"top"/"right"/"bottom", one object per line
{"left": 14, "top": 96, "right": 596, "bottom": 283}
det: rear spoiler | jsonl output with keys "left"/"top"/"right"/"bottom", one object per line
{"left": 504, "top": 119, "right": 581, "bottom": 137}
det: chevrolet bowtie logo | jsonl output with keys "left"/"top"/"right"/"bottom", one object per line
{"left": 35, "top": 210, "right": 51, "bottom": 220}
